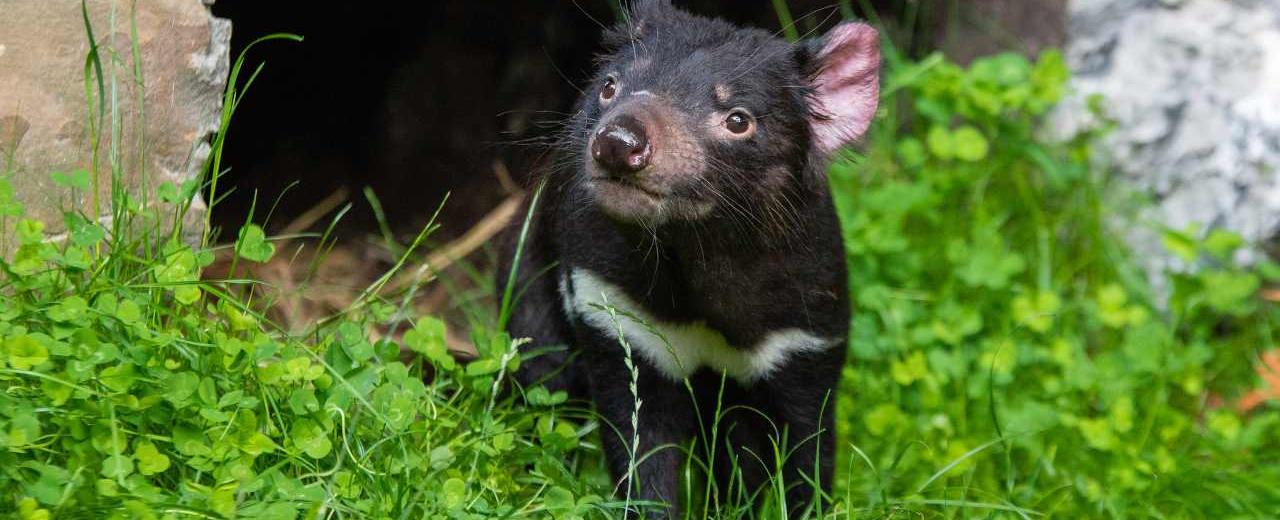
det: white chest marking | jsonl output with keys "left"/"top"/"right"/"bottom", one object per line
{"left": 563, "top": 269, "right": 835, "bottom": 383}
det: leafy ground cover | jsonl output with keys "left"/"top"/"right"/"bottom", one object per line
{"left": 1, "top": 8, "right": 1279, "bottom": 520}
{"left": 829, "top": 46, "right": 1280, "bottom": 517}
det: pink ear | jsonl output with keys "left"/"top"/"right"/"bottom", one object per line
{"left": 809, "top": 23, "right": 881, "bottom": 155}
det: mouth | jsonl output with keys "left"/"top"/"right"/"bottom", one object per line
{"left": 587, "top": 174, "right": 715, "bottom": 224}
{"left": 591, "top": 175, "right": 666, "bottom": 200}
{"left": 586, "top": 173, "right": 670, "bottom": 223}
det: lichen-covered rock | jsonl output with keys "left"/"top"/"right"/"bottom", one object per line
{"left": 0, "top": 0, "right": 230, "bottom": 245}
{"left": 1054, "top": 0, "right": 1280, "bottom": 269}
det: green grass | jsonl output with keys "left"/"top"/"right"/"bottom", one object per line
{"left": 2, "top": 4, "right": 1279, "bottom": 519}
{"left": 826, "top": 48, "right": 1280, "bottom": 518}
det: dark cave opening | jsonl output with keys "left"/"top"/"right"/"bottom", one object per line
{"left": 208, "top": 1, "right": 608, "bottom": 241}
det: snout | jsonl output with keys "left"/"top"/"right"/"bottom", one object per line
{"left": 590, "top": 114, "right": 652, "bottom": 176}
{"left": 584, "top": 98, "right": 713, "bottom": 224}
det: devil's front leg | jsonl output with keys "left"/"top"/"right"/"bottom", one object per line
{"left": 497, "top": 204, "right": 587, "bottom": 398}
{"left": 760, "top": 346, "right": 846, "bottom": 516}
{"left": 579, "top": 326, "right": 696, "bottom": 518}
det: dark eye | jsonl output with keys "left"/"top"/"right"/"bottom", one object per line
{"left": 725, "top": 110, "right": 753, "bottom": 135}
{"left": 600, "top": 77, "right": 618, "bottom": 102}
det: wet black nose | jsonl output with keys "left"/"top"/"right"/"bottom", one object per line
{"left": 591, "top": 114, "right": 651, "bottom": 175}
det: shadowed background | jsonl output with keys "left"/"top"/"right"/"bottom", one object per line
{"left": 207, "top": 1, "right": 1065, "bottom": 241}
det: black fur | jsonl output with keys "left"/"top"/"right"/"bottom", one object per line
{"left": 498, "top": 2, "right": 856, "bottom": 516}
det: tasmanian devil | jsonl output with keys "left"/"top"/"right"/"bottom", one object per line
{"left": 497, "top": 0, "right": 879, "bottom": 516}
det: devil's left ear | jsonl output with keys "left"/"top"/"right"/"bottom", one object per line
{"left": 799, "top": 22, "right": 881, "bottom": 156}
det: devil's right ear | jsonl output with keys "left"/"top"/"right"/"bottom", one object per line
{"left": 602, "top": 0, "right": 674, "bottom": 49}
{"left": 627, "top": 0, "right": 674, "bottom": 20}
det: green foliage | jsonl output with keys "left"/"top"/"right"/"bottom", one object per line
{"left": 829, "top": 50, "right": 1280, "bottom": 516}
{"left": 0, "top": 179, "right": 610, "bottom": 517}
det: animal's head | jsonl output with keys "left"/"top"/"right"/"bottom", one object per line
{"left": 570, "top": 0, "right": 880, "bottom": 228}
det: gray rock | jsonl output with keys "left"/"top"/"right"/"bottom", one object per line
{"left": 1054, "top": 0, "right": 1280, "bottom": 273}
{"left": 0, "top": 0, "right": 230, "bottom": 248}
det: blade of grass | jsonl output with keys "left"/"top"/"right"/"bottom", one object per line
{"left": 201, "top": 33, "right": 303, "bottom": 247}
{"left": 771, "top": 0, "right": 800, "bottom": 41}
{"left": 497, "top": 176, "right": 546, "bottom": 332}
